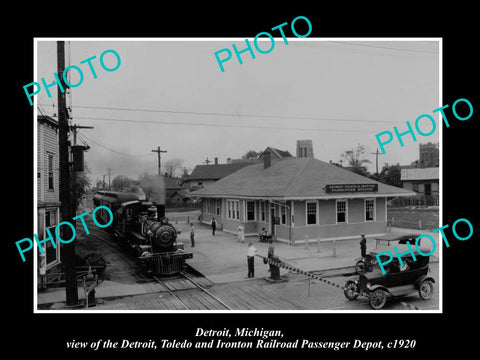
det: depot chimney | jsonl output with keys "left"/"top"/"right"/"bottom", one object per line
{"left": 214, "top": 157, "right": 218, "bottom": 165}
{"left": 264, "top": 150, "right": 271, "bottom": 169}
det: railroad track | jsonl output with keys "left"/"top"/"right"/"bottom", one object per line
{"left": 152, "top": 272, "right": 232, "bottom": 310}
{"left": 87, "top": 228, "right": 232, "bottom": 310}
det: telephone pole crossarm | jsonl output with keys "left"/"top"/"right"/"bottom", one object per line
{"left": 152, "top": 146, "right": 167, "bottom": 175}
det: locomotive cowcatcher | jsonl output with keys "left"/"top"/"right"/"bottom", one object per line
{"left": 93, "top": 189, "right": 192, "bottom": 276}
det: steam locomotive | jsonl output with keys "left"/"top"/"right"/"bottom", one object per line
{"left": 93, "top": 189, "right": 192, "bottom": 275}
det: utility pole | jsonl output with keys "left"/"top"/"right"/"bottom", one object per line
{"left": 57, "top": 40, "right": 78, "bottom": 306}
{"left": 70, "top": 124, "right": 94, "bottom": 146}
{"left": 370, "top": 148, "right": 381, "bottom": 174}
{"left": 203, "top": 158, "right": 211, "bottom": 165}
{"left": 107, "top": 168, "right": 112, "bottom": 189}
{"left": 152, "top": 146, "right": 167, "bottom": 175}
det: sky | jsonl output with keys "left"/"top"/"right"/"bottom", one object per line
{"left": 35, "top": 39, "right": 440, "bottom": 184}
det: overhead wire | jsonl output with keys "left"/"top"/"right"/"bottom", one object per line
{"left": 39, "top": 103, "right": 400, "bottom": 125}
{"left": 328, "top": 41, "right": 438, "bottom": 54}
{"left": 78, "top": 133, "right": 152, "bottom": 157}
{"left": 66, "top": 115, "right": 380, "bottom": 134}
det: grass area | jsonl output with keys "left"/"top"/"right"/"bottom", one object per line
{"left": 387, "top": 206, "right": 439, "bottom": 230}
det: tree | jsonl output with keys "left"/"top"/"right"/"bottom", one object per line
{"left": 373, "top": 163, "right": 402, "bottom": 188}
{"left": 241, "top": 150, "right": 261, "bottom": 160}
{"left": 340, "top": 144, "right": 371, "bottom": 176}
{"left": 111, "top": 175, "right": 136, "bottom": 191}
{"left": 71, "top": 163, "right": 91, "bottom": 211}
{"left": 163, "top": 158, "right": 184, "bottom": 177}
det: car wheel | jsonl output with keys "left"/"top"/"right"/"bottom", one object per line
{"left": 418, "top": 279, "right": 434, "bottom": 300}
{"left": 369, "top": 289, "right": 387, "bottom": 310}
{"left": 355, "top": 260, "right": 366, "bottom": 275}
{"left": 344, "top": 281, "right": 359, "bottom": 300}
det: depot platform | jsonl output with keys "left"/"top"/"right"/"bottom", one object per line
{"left": 36, "top": 222, "right": 439, "bottom": 308}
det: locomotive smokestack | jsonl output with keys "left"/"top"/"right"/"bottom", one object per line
{"left": 157, "top": 204, "right": 166, "bottom": 219}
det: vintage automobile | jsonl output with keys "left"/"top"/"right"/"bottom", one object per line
{"left": 355, "top": 233, "right": 423, "bottom": 275}
{"left": 344, "top": 245, "right": 435, "bottom": 309}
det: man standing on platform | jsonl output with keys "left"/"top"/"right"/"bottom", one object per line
{"left": 246, "top": 242, "right": 257, "bottom": 278}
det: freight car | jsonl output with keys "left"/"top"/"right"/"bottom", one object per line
{"left": 93, "top": 189, "right": 192, "bottom": 275}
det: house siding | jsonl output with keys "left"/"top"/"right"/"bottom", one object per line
{"left": 39, "top": 122, "right": 59, "bottom": 204}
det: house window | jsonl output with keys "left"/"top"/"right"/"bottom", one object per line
{"left": 206, "top": 199, "right": 210, "bottom": 214}
{"left": 246, "top": 201, "right": 255, "bottom": 221}
{"left": 336, "top": 200, "right": 347, "bottom": 223}
{"left": 412, "top": 183, "right": 419, "bottom": 192}
{"left": 260, "top": 201, "right": 266, "bottom": 222}
{"left": 216, "top": 199, "right": 220, "bottom": 215}
{"left": 227, "top": 200, "right": 240, "bottom": 220}
{"left": 306, "top": 201, "right": 317, "bottom": 225}
{"left": 424, "top": 183, "right": 432, "bottom": 196}
{"left": 365, "top": 199, "right": 375, "bottom": 221}
{"left": 48, "top": 153, "right": 54, "bottom": 190}
{"left": 280, "top": 205, "right": 287, "bottom": 225}
{"left": 44, "top": 209, "right": 59, "bottom": 266}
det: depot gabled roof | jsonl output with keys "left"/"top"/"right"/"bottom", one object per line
{"left": 191, "top": 157, "right": 416, "bottom": 200}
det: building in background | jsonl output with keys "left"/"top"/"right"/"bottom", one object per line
{"left": 400, "top": 167, "right": 439, "bottom": 206}
{"left": 182, "top": 160, "right": 252, "bottom": 193}
{"left": 296, "top": 139, "right": 314, "bottom": 158}
{"left": 37, "top": 115, "right": 62, "bottom": 289}
{"left": 419, "top": 142, "right": 439, "bottom": 168}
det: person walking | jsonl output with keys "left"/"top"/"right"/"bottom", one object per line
{"left": 359, "top": 234, "right": 367, "bottom": 258}
{"left": 211, "top": 217, "right": 217, "bottom": 236}
{"left": 246, "top": 242, "right": 257, "bottom": 278}
{"left": 237, "top": 225, "right": 245, "bottom": 243}
{"left": 190, "top": 223, "right": 195, "bottom": 248}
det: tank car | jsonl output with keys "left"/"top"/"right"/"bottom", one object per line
{"left": 93, "top": 190, "right": 192, "bottom": 275}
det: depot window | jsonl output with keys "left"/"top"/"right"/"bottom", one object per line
{"left": 260, "top": 201, "right": 266, "bottom": 222}
{"left": 306, "top": 201, "right": 317, "bottom": 225}
{"left": 246, "top": 201, "right": 256, "bottom": 221}
{"left": 336, "top": 200, "right": 347, "bottom": 224}
{"left": 365, "top": 199, "right": 375, "bottom": 221}
{"left": 280, "top": 205, "right": 287, "bottom": 225}
{"left": 227, "top": 199, "right": 240, "bottom": 220}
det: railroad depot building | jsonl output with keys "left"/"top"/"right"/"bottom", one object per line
{"left": 191, "top": 153, "right": 415, "bottom": 243}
